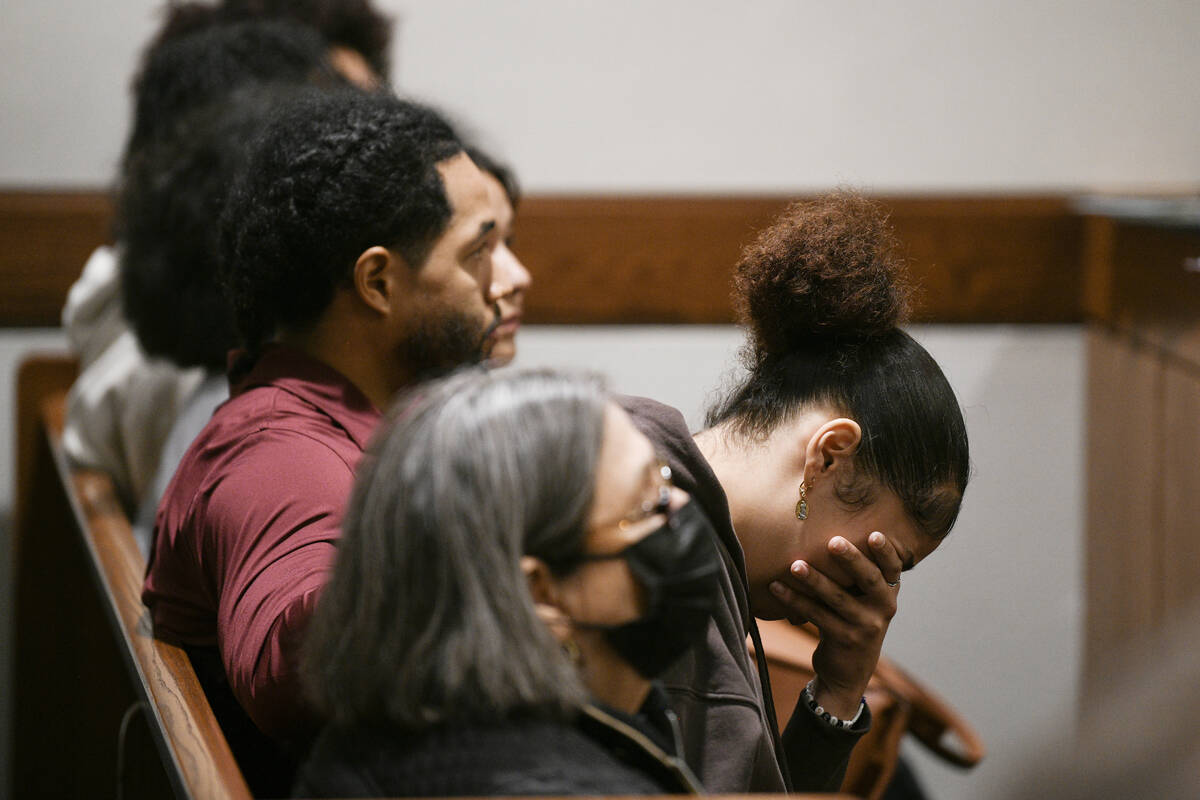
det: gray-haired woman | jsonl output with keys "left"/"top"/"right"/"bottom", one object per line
{"left": 294, "top": 368, "right": 720, "bottom": 797}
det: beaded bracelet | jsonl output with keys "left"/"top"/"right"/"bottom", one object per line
{"left": 802, "top": 679, "right": 865, "bottom": 731}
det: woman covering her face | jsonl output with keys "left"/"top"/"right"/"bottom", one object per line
{"left": 295, "top": 368, "right": 720, "bottom": 797}
{"left": 620, "top": 191, "right": 971, "bottom": 793}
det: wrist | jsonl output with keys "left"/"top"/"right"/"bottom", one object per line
{"left": 802, "top": 678, "right": 865, "bottom": 731}
{"left": 809, "top": 676, "right": 865, "bottom": 720}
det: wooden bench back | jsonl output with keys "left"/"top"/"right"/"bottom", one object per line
{"left": 12, "top": 353, "right": 251, "bottom": 799}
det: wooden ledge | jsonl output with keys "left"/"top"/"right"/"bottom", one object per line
{"left": 2, "top": 190, "right": 1085, "bottom": 327}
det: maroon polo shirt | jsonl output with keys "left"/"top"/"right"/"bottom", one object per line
{"left": 143, "top": 346, "right": 381, "bottom": 739}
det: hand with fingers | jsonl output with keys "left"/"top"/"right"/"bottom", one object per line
{"left": 769, "top": 530, "right": 903, "bottom": 719}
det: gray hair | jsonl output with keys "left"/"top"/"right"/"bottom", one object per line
{"left": 302, "top": 367, "right": 608, "bottom": 729}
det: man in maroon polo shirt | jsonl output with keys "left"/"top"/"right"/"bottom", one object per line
{"left": 142, "top": 89, "right": 519, "bottom": 788}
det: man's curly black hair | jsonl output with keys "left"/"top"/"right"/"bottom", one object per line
{"left": 118, "top": 85, "right": 308, "bottom": 371}
{"left": 123, "top": 19, "right": 338, "bottom": 174}
{"left": 218, "top": 89, "right": 464, "bottom": 359}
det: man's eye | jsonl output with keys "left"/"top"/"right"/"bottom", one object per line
{"left": 466, "top": 246, "right": 493, "bottom": 267}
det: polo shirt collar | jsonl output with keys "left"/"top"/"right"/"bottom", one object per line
{"left": 233, "top": 345, "right": 381, "bottom": 450}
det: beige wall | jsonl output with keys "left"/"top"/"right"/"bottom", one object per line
{"left": 2, "top": 1, "right": 1199, "bottom": 189}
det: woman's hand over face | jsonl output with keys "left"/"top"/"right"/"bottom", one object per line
{"left": 769, "top": 531, "right": 903, "bottom": 718}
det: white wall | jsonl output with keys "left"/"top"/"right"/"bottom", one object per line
{"left": 2, "top": 1, "right": 1199, "bottom": 190}
{"left": 890, "top": 327, "right": 1084, "bottom": 800}
{"left": 394, "top": 0, "right": 1200, "bottom": 192}
{"left": 1, "top": 1, "right": 1190, "bottom": 798}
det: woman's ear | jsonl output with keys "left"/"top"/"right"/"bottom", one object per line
{"left": 352, "top": 245, "right": 406, "bottom": 316}
{"left": 520, "top": 555, "right": 557, "bottom": 605}
{"left": 521, "top": 555, "right": 572, "bottom": 642}
{"left": 803, "top": 417, "right": 862, "bottom": 481}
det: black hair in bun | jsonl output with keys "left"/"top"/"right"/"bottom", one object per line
{"left": 734, "top": 191, "right": 910, "bottom": 363}
{"left": 707, "top": 191, "right": 969, "bottom": 540}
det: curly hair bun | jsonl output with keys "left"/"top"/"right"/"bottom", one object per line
{"left": 733, "top": 190, "right": 911, "bottom": 359}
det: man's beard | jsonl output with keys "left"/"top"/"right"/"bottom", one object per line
{"left": 401, "top": 303, "right": 499, "bottom": 381}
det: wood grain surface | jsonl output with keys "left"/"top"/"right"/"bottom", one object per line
{"left": 1, "top": 190, "right": 1086, "bottom": 327}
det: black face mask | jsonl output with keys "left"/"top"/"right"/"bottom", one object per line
{"left": 575, "top": 499, "right": 722, "bottom": 679}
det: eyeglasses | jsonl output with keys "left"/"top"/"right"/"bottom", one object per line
{"left": 580, "top": 460, "right": 675, "bottom": 563}
{"left": 587, "top": 459, "right": 675, "bottom": 534}
{"left": 614, "top": 460, "right": 673, "bottom": 531}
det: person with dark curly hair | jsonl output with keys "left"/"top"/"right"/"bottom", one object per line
{"left": 142, "top": 89, "right": 511, "bottom": 786}
{"left": 122, "top": 18, "right": 351, "bottom": 174}
{"left": 117, "top": 25, "right": 344, "bottom": 372}
{"left": 210, "top": 92, "right": 518, "bottom": 382}
{"left": 226, "top": 0, "right": 392, "bottom": 86}
{"left": 117, "top": 83, "right": 311, "bottom": 559}
{"left": 62, "top": 0, "right": 392, "bottom": 511}
{"left": 62, "top": 19, "right": 349, "bottom": 513}
{"left": 147, "top": 0, "right": 392, "bottom": 89}
{"left": 120, "top": 122, "right": 531, "bottom": 560}
{"left": 619, "top": 191, "right": 970, "bottom": 793}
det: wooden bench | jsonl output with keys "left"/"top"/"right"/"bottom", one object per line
{"left": 12, "top": 353, "right": 251, "bottom": 799}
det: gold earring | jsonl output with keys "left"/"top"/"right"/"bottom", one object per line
{"left": 796, "top": 481, "right": 810, "bottom": 520}
{"left": 562, "top": 638, "right": 582, "bottom": 665}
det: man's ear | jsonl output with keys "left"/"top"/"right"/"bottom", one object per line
{"left": 352, "top": 245, "right": 407, "bottom": 316}
{"left": 803, "top": 417, "right": 862, "bottom": 481}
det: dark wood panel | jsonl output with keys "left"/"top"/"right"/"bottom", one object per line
{"left": 518, "top": 194, "right": 1085, "bottom": 324}
{"left": 0, "top": 190, "right": 113, "bottom": 326}
{"left": 1161, "top": 365, "right": 1200, "bottom": 617}
{"left": 1082, "top": 326, "right": 1163, "bottom": 698}
{"left": 1098, "top": 221, "right": 1200, "bottom": 369}
{"left": 517, "top": 195, "right": 784, "bottom": 324}
{"left": 888, "top": 195, "right": 1084, "bottom": 323}
{"left": 1, "top": 189, "right": 1085, "bottom": 327}
{"left": 1080, "top": 216, "right": 1116, "bottom": 322}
